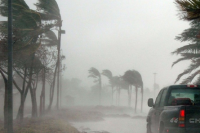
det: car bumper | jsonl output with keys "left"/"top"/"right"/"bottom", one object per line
{"left": 165, "top": 127, "right": 200, "bottom": 133}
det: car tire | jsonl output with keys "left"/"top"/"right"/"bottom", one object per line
{"left": 147, "top": 123, "right": 152, "bottom": 133}
{"left": 159, "top": 125, "right": 165, "bottom": 133}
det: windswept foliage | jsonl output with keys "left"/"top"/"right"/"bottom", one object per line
{"left": 175, "top": 0, "right": 200, "bottom": 20}
{"left": 88, "top": 67, "right": 102, "bottom": 105}
{"left": 173, "top": 1, "right": 200, "bottom": 84}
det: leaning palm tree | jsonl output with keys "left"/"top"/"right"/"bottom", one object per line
{"left": 117, "top": 76, "right": 129, "bottom": 106}
{"left": 133, "top": 70, "right": 143, "bottom": 112}
{"left": 123, "top": 70, "right": 135, "bottom": 108}
{"left": 172, "top": 1, "right": 200, "bottom": 84}
{"left": 111, "top": 76, "right": 121, "bottom": 106}
{"left": 102, "top": 69, "right": 114, "bottom": 105}
{"left": 88, "top": 67, "right": 102, "bottom": 105}
{"left": 35, "top": 0, "right": 62, "bottom": 110}
{"left": 123, "top": 70, "right": 143, "bottom": 112}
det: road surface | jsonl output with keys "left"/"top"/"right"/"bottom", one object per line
{"left": 71, "top": 117, "right": 146, "bottom": 133}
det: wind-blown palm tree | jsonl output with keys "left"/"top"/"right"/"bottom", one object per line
{"left": 35, "top": 0, "right": 62, "bottom": 110}
{"left": 123, "top": 70, "right": 135, "bottom": 108}
{"left": 172, "top": 1, "right": 200, "bottom": 84}
{"left": 88, "top": 67, "right": 102, "bottom": 105}
{"left": 123, "top": 70, "right": 143, "bottom": 112}
{"left": 102, "top": 69, "right": 115, "bottom": 105}
{"left": 111, "top": 76, "right": 121, "bottom": 106}
{"left": 133, "top": 70, "right": 143, "bottom": 112}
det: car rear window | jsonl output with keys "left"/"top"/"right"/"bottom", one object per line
{"left": 168, "top": 87, "right": 200, "bottom": 106}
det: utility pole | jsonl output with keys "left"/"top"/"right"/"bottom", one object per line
{"left": 56, "top": 21, "right": 65, "bottom": 110}
{"left": 7, "top": 0, "right": 13, "bottom": 132}
{"left": 153, "top": 73, "right": 157, "bottom": 98}
{"left": 60, "top": 60, "right": 62, "bottom": 108}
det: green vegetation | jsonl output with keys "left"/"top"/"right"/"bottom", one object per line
{"left": 0, "top": 0, "right": 67, "bottom": 131}
{"left": 173, "top": 0, "right": 200, "bottom": 84}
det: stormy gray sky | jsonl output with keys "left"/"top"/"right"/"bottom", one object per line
{"left": 18, "top": 0, "right": 193, "bottom": 89}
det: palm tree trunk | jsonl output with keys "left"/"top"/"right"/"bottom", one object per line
{"left": 43, "top": 68, "right": 46, "bottom": 113}
{"left": 127, "top": 87, "right": 130, "bottom": 107}
{"left": 16, "top": 67, "right": 27, "bottom": 122}
{"left": 112, "top": 86, "right": 113, "bottom": 105}
{"left": 48, "top": 61, "right": 58, "bottom": 110}
{"left": 119, "top": 88, "right": 121, "bottom": 106}
{"left": 116, "top": 87, "right": 118, "bottom": 106}
{"left": 0, "top": 69, "right": 8, "bottom": 129}
{"left": 141, "top": 86, "right": 143, "bottom": 112}
{"left": 40, "top": 68, "right": 46, "bottom": 116}
{"left": 30, "top": 88, "right": 37, "bottom": 117}
{"left": 99, "top": 77, "right": 102, "bottom": 105}
{"left": 130, "top": 86, "right": 132, "bottom": 107}
{"left": 135, "top": 86, "right": 138, "bottom": 113}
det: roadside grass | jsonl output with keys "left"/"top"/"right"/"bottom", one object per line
{"left": 0, "top": 118, "right": 79, "bottom": 133}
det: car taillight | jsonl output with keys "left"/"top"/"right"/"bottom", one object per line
{"left": 179, "top": 109, "right": 185, "bottom": 127}
{"left": 187, "top": 84, "right": 197, "bottom": 88}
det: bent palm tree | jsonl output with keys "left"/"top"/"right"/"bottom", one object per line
{"left": 133, "top": 70, "right": 143, "bottom": 112}
{"left": 123, "top": 70, "right": 143, "bottom": 112}
{"left": 36, "top": 0, "right": 62, "bottom": 110}
{"left": 111, "top": 76, "right": 121, "bottom": 106}
{"left": 102, "top": 69, "right": 114, "bottom": 105}
{"left": 88, "top": 67, "right": 102, "bottom": 105}
{"left": 123, "top": 70, "right": 135, "bottom": 108}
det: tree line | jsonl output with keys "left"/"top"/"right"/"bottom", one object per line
{"left": 0, "top": 0, "right": 64, "bottom": 129}
{"left": 88, "top": 67, "right": 143, "bottom": 112}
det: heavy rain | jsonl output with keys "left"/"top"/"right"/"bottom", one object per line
{"left": 0, "top": 0, "right": 199, "bottom": 133}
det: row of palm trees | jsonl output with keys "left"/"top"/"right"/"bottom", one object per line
{"left": 88, "top": 67, "right": 143, "bottom": 112}
{"left": 172, "top": 0, "right": 200, "bottom": 84}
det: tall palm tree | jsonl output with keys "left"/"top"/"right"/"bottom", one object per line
{"left": 111, "top": 76, "right": 121, "bottom": 106}
{"left": 123, "top": 70, "right": 143, "bottom": 112}
{"left": 88, "top": 67, "right": 102, "bottom": 105}
{"left": 102, "top": 69, "right": 114, "bottom": 105}
{"left": 123, "top": 70, "right": 135, "bottom": 108}
{"left": 133, "top": 70, "right": 143, "bottom": 112}
{"left": 35, "top": 0, "right": 62, "bottom": 110}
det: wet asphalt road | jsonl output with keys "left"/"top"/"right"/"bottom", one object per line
{"left": 72, "top": 117, "right": 146, "bottom": 133}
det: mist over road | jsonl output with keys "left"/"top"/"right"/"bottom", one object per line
{"left": 72, "top": 117, "right": 146, "bottom": 133}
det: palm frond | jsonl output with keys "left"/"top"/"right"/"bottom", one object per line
{"left": 175, "top": 60, "right": 200, "bottom": 83}
{"left": 175, "top": 0, "right": 200, "bottom": 20}
{"left": 193, "top": 74, "right": 200, "bottom": 84}
{"left": 172, "top": 43, "right": 200, "bottom": 55}
{"left": 180, "top": 69, "right": 200, "bottom": 84}
{"left": 102, "top": 69, "right": 112, "bottom": 79}
{"left": 88, "top": 67, "right": 100, "bottom": 77}
{"left": 172, "top": 56, "right": 192, "bottom": 67}
{"left": 35, "top": 0, "right": 61, "bottom": 21}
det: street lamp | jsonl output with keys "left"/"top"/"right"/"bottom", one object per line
{"left": 56, "top": 27, "right": 65, "bottom": 110}
{"left": 153, "top": 73, "right": 157, "bottom": 98}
